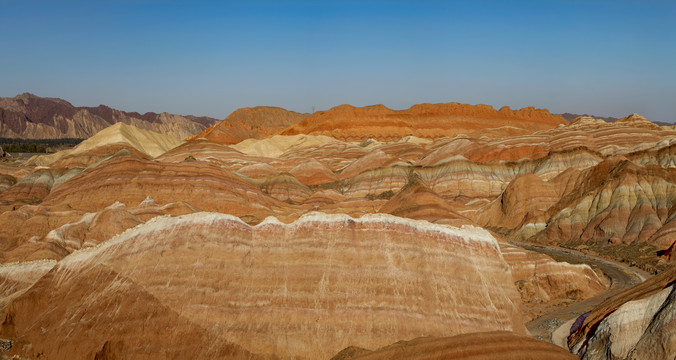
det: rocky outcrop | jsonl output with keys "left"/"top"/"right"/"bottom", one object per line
{"left": 190, "top": 106, "right": 309, "bottom": 145}
{"left": 568, "top": 265, "right": 676, "bottom": 360}
{"left": 281, "top": 103, "right": 567, "bottom": 141}
{"left": 0, "top": 212, "right": 526, "bottom": 360}
{"left": 0, "top": 93, "right": 218, "bottom": 139}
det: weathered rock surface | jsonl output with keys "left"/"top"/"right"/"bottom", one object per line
{"left": 0, "top": 213, "right": 526, "bottom": 359}
{"left": 0, "top": 260, "right": 55, "bottom": 310}
{"left": 569, "top": 265, "right": 676, "bottom": 360}
{"left": 0, "top": 93, "right": 217, "bottom": 139}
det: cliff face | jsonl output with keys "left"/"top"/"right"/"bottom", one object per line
{"left": 280, "top": 103, "right": 567, "bottom": 141}
{"left": 0, "top": 212, "right": 526, "bottom": 360}
{"left": 0, "top": 93, "right": 219, "bottom": 139}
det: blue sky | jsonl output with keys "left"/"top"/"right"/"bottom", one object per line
{"left": 1, "top": 1, "right": 675, "bottom": 122}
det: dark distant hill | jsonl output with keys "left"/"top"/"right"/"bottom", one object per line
{"left": 0, "top": 93, "right": 220, "bottom": 139}
{"left": 560, "top": 113, "right": 619, "bottom": 123}
{"left": 561, "top": 112, "right": 673, "bottom": 126}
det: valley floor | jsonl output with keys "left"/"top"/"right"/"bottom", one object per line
{"left": 519, "top": 242, "right": 651, "bottom": 346}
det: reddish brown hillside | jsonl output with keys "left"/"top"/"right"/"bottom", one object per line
{"left": 189, "top": 106, "right": 309, "bottom": 144}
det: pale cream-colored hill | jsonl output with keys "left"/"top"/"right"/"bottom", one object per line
{"left": 231, "top": 134, "right": 340, "bottom": 158}
{"left": 26, "top": 122, "right": 183, "bottom": 167}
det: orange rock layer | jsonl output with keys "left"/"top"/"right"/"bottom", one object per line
{"left": 281, "top": 103, "right": 567, "bottom": 141}
{"left": 190, "top": 106, "right": 309, "bottom": 144}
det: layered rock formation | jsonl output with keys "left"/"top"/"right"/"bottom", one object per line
{"left": 190, "top": 106, "right": 309, "bottom": 144}
{"left": 281, "top": 103, "right": 567, "bottom": 141}
{"left": 25, "top": 122, "right": 183, "bottom": 168}
{"left": 40, "top": 152, "right": 290, "bottom": 218}
{"left": 0, "top": 93, "right": 218, "bottom": 139}
{"left": 0, "top": 213, "right": 526, "bottom": 359}
{"left": 499, "top": 242, "right": 609, "bottom": 320}
{"left": 0, "top": 260, "right": 56, "bottom": 310}
{"left": 0, "top": 196, "right": 202, "bottom": 263}
{"left": 1, "top": 100, "right": 674, "bottom": 359}
{"left": 378, "top": 174, "right": 471, "bottom": 227}
{"left": 0, "top": 167, "right": 82, "bottom": 204}
{"left": 568, "top": 265, "right": 676, "bottom": 359}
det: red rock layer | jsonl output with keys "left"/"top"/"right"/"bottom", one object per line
{"left": 281, "top": 103, "right": 567, "bottom": 141}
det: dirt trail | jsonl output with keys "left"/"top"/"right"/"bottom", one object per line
{"left": 510, "top": 242, "right": 651, "bottom": 347}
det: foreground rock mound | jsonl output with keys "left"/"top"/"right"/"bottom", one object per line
{"left": 331, "top": 331, "right": 577, "bottom": 360}
{"left": 0, "top": 213, "right": 526, "bottom": 359}
{"left": 569, "top": 265, "right": 676, "bottom": 359}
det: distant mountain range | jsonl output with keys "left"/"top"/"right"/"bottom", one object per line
{"left": 3, "top": 93, "right": 672, "bottom": 142}
{"left": 0, "top": 93, "right": 219, "bottom": 139}
{"left": 560, "top": 112, "right": 673, "bottom": 126}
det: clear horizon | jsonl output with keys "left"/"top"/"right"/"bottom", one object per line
{"left": 2, "top": 1, "right": 675, "bottom": 122}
